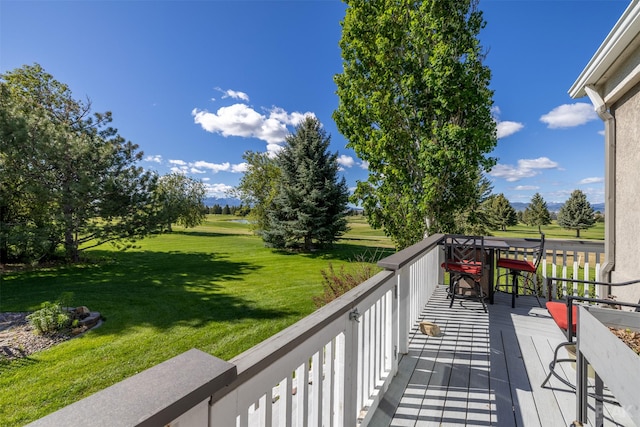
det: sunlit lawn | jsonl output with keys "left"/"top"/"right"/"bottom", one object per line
{"left": 0, "top": 215, "right": 392, "bottom": 426}
{"left": 491, "top": 220, "right": 604, "bottom": 240}
{"left": 0, "top": 214, "right": 602, "bottom": 425}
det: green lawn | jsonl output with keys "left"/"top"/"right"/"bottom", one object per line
{"left": 0, "top": 215, "right": 392, "bottom": 426}
{"left": 491, "top": 220, "right": 604, "bottom": 240}
{"left": 0, "top": 215, "right": 601, "bottom": 425}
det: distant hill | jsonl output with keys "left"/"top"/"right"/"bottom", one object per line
{"left": 204, "top": 197, "right": 242, "bottom": 207}
{"left": 511, "top": 201, "right": 605, "bottom": 213}
{"left": 203, "top": 197, "right": 605, "bottom": 213}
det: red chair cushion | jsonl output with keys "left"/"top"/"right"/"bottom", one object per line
{"left": 497, "top": 258, "right": 536, "bottom": 273}
{"left": 441, "top": 261, "right": 482, "bottom": 276}
{"left": 546, "top": 301, "right": 577, "bottom": 333}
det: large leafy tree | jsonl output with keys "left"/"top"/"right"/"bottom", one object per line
{"left": 263, "top": 117, "right": 349, "bottom": 251}
{"left": 486, "top": 193, "right": 517, "bottom": 231}
{"left": 231, "top": 151, "right": 281, "bottom": 234}
{"left": 156, "top": 173, "right": 206, "bottom": 232}
{"left": 334, "top": 0, "right": 497, "bottom": 249}
{"left": 557, "top": 189, "right": 595, "bottom": 238}
{"left": 0, "top": 64, "right": 160, "bottom": 262}
{"left": 523, "top": 192, "right": 551, "bottom": 233}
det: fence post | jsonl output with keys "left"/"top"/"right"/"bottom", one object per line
{"left": 341, "top": 309, "right": 360, "bottom": 426}
{"left": 397, "top": 266, "right": 410, "bottom": 356}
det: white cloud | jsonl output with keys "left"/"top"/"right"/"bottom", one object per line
{"left": 192, "top": 103, "right": 315, "bottom": 145}
{"left": 492, "top": 106, "right": 524, "bottom": 139}
{"left": 337, "top": 155, "right": 355, "bottom": 168}
{"left": 513, "top": 185, "right": 539, "bottom": 191}
{"left": 204, "top": 183, "right": 234, "bottom": 198}
{"left": 489, "top": 157, "right": 559, "bottom": 182}
{"left": 540, "top": 102, "right": 598, "bottom": 128}
{"left": 518, "top": 157, "right": 559, "bottom": 170}
{"left": 215, "top": 87, "right": 249, "bottom": 102}
{"left": 231, "top": 163, "right": 248, "bottom": 173}
{"left": 359, "top": 160, "right": 369, "bottom": 170}
{"left": 190, "top": 168, "right": 206, "bottom": 174}
{"left": 193, "top": 160, "right": 231, "bottom": 173}
{"left": 266, "top": 143, "right": 284, "bottom": 158}
{"left": 144, "top": 155, "right": 163, "bottom": 163}
{"left": 169, "top": 159, "right": 187, "bottom": 166}
{"left": 202, "top": 177, "right": 210, "bottom": 181}
{"left": 170, "top": 166, "right": 187, "bottom": 174}
{"left": 579, "top": 177, "right": 604, "bottom": 184}
{"left": 496, "top": 121, "right": 524, "bottom": 139}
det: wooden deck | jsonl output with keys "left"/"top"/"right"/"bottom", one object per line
{"left": 369, "top": 286, "right": 637, "bottom": 427}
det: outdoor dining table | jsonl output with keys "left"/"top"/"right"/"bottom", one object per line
{"left": 441, "top": 236, "right": 510, "bottom": 304}
{"left": 481, "top": 238, "right": 510, "bottom": 304}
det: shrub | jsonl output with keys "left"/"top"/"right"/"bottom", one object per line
{"left": 27, "top": 292, "right": 74, "bottom": 335}
{"left": 313, "top": 250, "right": 384, "bottom": 308}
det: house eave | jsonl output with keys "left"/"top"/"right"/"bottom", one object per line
{"left": 569, "top": 0, "right": 640, "bottom": 101}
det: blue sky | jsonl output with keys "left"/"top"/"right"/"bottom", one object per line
{"left": 0, "top": 0, "right": 631, "bottom": 205}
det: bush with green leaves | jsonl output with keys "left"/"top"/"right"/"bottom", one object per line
{"left": 26, "top": 293, "right": 74, "bottom": 334}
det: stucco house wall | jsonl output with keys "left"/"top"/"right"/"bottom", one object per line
{"left": 570, "top": 0, "right": 640, "bottom": 305}
{"left": 610, "top": 81, "right": 640, "bottom": 303}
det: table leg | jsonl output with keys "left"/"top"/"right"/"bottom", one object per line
{"left": 488, "top": 248, "right": 495, "bottom": 304}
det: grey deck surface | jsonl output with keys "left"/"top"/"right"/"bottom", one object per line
{"left": 369, "top": 286, "right": 637, "bottom": 427}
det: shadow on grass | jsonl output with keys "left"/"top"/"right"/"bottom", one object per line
{"left": 1, "top": 250, "right": 292, "bottom": 335}
{"left": 172, "top": 230, "right": 249, "bottom": 238}
{"left": 270, "top": 243, "right": 395, "bottom": 263}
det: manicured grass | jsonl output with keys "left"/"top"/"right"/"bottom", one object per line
{"left": 491, "top": 221, "right": 604, "bottom": 240}
{"left": 0, "top": 215, "right": 392, "bottom": 426}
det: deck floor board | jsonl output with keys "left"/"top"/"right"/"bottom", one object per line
{"left": 368, "top": 286, "right": 637, "bottom": 427}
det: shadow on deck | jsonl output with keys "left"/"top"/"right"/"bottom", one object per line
{"left": 369, "top": 286, "right": 635, "bottom": 427}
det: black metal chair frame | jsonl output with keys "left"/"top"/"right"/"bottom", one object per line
{"left": 541, "top": 277, "right": 640, "bottom": 403}
{"left": 442, "top": 234, "right": 487, "bottom": 313}
{"left": 495, "top": 234, "right": 545, "bottom": 308}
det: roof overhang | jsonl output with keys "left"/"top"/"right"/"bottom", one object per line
{"left": 569, "top": 0, "right": 640, "bottom": 104}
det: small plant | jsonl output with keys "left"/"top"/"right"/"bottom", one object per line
{"left": 27, "top": 292, "right": 75, "bottom": 335}
{"left": 313, "top": 249, "right": 384, "bottom": 308}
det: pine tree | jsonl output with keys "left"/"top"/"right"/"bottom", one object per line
{"left": 486, "top": 194, "right": 517, "bottom": 231}
{"left": 263, "top": 117, "right": 349, "bottom": 251}
{"left": 525, "top": 193, "right": 552, "bottom": 233}
{"left": 557, "top": 189, "right": 595, "bottom": 238}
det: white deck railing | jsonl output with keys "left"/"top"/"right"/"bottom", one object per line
{"left": 29, "top": 235, "right": 603, "bottom": 427}
{"left": 492, "top": 237, "right": 605, "bottom": 299}
{"left": 208, "top": 234, "right": 443, "bottom": 427}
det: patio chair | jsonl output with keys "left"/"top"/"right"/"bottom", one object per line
{"left": 541, "top": 277, "right": 640, "bottom": 394}
{"left": 495, "top": 233, "right": 545, "bottom": 308}
{"left": 441, "top": 234, "right": 487, "bottom": 313}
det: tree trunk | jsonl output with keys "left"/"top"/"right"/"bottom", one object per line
{"left": 0, "top": 205, "right": 7, "bottom": 265}
{"left": 576, "top": 228, "right": 581, "bottom": 238}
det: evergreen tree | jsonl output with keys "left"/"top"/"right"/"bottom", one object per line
{"left": 557, "top": 189, "right": 595, "bottom": 238}
{"left": 454, "top": 175, "right": 494, "bottom": 235}
{"left": 263, "top": 117, "right": 349, "bottom": 251}
{"left": 334, "top": 0, "right": 497, "bottom": 248}
{"left": 486, "top": 193, "right": 517, "bottom": 231}
{"left": 524, "top": 192, "right": 551, "bottom": 233}
{"left": 1, "top": 64, "right": 160, "bottom": 262}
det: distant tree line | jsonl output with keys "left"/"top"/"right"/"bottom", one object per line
{"left": 0, "top": 64, "right": 206, "bottom": 264}
{"left": 463, "top": 189, "right": 597, "bottom": 237}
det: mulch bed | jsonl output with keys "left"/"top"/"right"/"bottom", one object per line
{"left": 0, "top": 312, "right": 74, "bottom": 361}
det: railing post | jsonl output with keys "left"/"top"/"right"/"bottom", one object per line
{"left": 397, "top": 266, "right": 410, "bottom": 356}
{"left": 391, "top": 281, "right": 399, "bottom": 377}
{"left": 341, "top": 309, "right": 360, "bottom": 426}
